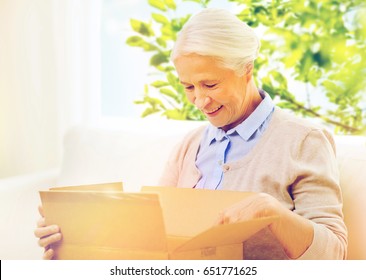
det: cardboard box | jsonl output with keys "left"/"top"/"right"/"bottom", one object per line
{"left": 49, "top": 181, "right": 124, "bottom": 192}
{"left": 39, "top": 184, "right": 277, "bottom": 260}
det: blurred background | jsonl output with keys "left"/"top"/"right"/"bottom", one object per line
{"left": 1, "top": 0, "right": 365, "bottom": 179}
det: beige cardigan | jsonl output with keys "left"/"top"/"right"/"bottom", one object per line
{"left": 159, "top": 108, "right": 347, "bottom": 259}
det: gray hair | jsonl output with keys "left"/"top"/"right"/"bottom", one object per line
{"left": 171, "top": 8, "right": 261, "bottom": 76}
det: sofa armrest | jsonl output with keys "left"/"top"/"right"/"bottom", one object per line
{"left": 0, "top": 168, "right": 60, "bottom": 259}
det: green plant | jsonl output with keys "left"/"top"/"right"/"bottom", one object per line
{"left": 126, "top": 0, "right": 366, "bottom": 134}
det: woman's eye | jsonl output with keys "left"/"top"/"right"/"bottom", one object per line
{"left": 206, "top": 84, "right": 217, "bottom": 88}
{"left": 185, "top": 86, "right": 194, "bottom": 91}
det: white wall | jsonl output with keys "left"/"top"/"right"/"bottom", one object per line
{"left": 0, "top": 0, "right": 101, "bottom": 178}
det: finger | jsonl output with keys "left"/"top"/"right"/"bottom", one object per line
{"left": 36, "top": 217, "right": 46, "bottom": 228}
{"left": 222, "top": 213, "right": 233, "bottom": 224}
{"left": 216, "top": 206, "right": 244, "bottom": 225}
{"left": 214, "top": 213, "right": 223, "bottom": 225}
{"left": 38, "top": 205, "right": 44, "bottom": 217}
{"left": 215, "top": 211, "right": 232, "bottom": 225}
{"left": 43, "top": 248, "right": 55, "bottom": 260}
{"left": 34, "top": 224, "right": 60, "bottom": 238}
{"left": 38, "top": 232, "right": 62, "bottom": 248}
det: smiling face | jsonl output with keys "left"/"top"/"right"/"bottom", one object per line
{"left": 174, "top": 54, "right": 259, "bottom": 131}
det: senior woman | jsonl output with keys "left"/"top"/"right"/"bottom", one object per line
{"left": 35, "top": 8, "right": 347, "bottom": 260}
{"left": 158, "top": 8, "right": 347, "bottom": 260}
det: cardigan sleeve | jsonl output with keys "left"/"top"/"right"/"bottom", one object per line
{"left": 291, "top": 129, "right": 347, "bottom": 259}
{"left": 158, "top": 141, "right": 181, "bottom": 187}
{"left": 158, "top": 125, "right": 205, "bottom": 188}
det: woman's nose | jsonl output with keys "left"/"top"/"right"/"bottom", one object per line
{"left": 194, "top": 95, "right": 211, "bottom": 110}
{"left": 194, "top": 91, "right": 210, "bottom": 110}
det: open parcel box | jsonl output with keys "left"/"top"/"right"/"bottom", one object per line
{"left": 40, "top": 183, "right": 276, "bottom": 260}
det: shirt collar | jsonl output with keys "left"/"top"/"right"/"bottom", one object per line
{"left": 206, "top": 90, "right": 274, "bottom": 144}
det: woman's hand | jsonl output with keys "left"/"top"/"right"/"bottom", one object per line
{"left": 216, "top": 192, "right": 281, "bottom": 225}
{"left": 34, "top": 205, "right": 62, "bottom": 260}
{"left": 216, "top": 192, "right": 314, "bottom": 259}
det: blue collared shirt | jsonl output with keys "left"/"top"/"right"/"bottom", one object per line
{"left": 194, "top": 90, "right": 275, "bottom": 190}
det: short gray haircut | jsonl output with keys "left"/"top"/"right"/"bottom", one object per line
{"left": 171, "top": 8, "right": 261, "bottom": 76}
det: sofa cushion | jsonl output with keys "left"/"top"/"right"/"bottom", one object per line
{"left": 58, "top": 120, "right": 204, "bottom": 191}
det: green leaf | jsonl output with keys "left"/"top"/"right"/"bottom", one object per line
{"left": 143, "top": 43, "right": 158, "bottom": 51}
{"left": 322, "top": 80, "right": 341, "bottom": 95}
{"left": 152, "top": 13, "right": 170, "bottom": 25}
{"left": 130, "top": 19, "right": 154, "bottom": 36}
{"left": 307, "top": 66, "right": 322, "bottom": 87}
{"left": 163, "top": 109, "right": 186, "bottom": 120}
{"left": 269, "top": 70, "right": 288, "bottom": 89}
{"left": 262, "top": 83, "right": 276, "bottom": 98}
{"left": 148, "top": 0, "right": 167, "bottom": 11}
{"left": 164, "top": 0, "right": 176, "bottom": 10}
{"left": 150, "top": 52, "right": 169, "bottom": 66}
{"left": 282, "top": 48, "right": 303, "bottom": 68}
{"left": 144, "top": 96, "right": 166, "bottom": 108}
{"left": 126, "top": 36, "right": 158, "bottom": 51}
{"left": 141, "top": 107, "right": 161, "bottom": 118}
{"left": 156, "top": 37, "right": 167, "bottom": 48}
{"left": 166, "top": 72, "right": 178, "bottom": 87}
{"left": 313, "top": 51, "right": 330, "bottom": 68}
{"left": 151, "top": 80, "right": 169, "bottom": 88}
{"left": 297, "top": 50, "right": 313, "bottom": 82}
{"left": 183, "top": 0, "right": 201, "bottom": 4}
{"left": 162, "top": 66, "right": 175, "bottom": 72}
{"left": 160, "top": 88, "right": 179, "bottom": 102}
{"left": 161, "top": 25, "right": 176, "bottom": 40}
{"left": 125, "top": 36, "right": 144, "bottom": 46}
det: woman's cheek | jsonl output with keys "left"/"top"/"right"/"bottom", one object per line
{"left": 186, "top": 92, "right": 195, "bottom": 104}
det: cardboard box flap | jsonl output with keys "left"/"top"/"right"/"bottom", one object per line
{"left": 141, "top": 186, "right": 254, "bottom": 237}
{"left": 50, "top": 181, "right": 123, "bottom": 191}
{"left": 175, "top": 216, "right": 277, "bottom": 252}
{"left": 40, "top": 191, "right": 167, "bottom": 255}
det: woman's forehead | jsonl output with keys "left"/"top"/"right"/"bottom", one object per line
{"left": 174, "top": 54, "right": 229, "bottom": 81}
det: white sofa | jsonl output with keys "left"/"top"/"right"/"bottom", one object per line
{"left": 0, "top": 119, "right": 365, "bottom": 260}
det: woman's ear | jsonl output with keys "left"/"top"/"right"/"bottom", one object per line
{"left": 244, "top": 62, "right": 254, "bottom": 82}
